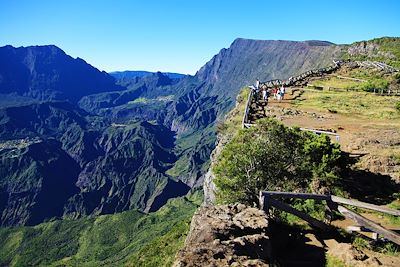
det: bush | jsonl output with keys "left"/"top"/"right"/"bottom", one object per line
{"left": 395, "top": 101, "right": 400, "bottom": 112}
{"left": 360, "top": 78, "right": 390, "bottom": 91}
{"left": 213, "top": 118, "right": 342, "bottom": 205}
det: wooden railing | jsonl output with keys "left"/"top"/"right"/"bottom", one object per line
{"left": 300, "top": 128, "right": 340, "bottom": 142}
{"left": 242, "top": 87, "right": 254, "bottom": 128}
{"left": 241, "top": 88, "right": 341, "bottom": 141}
{"left": 259, "top": 191, "right": 400, "bottom": 245}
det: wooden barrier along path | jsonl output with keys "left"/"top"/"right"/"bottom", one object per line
{"left": 259, "top": 191, "right": 400, "bottom": 245}
{"left": 242, "top": 86, "right": 340, "bottom": 141}
{"left": 242, "top": 87, "right": 254, "bottom": 128}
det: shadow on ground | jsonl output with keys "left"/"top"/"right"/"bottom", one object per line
{"left": 340, "top": 152, "right": 400, "bottom": 205}
{"left": 268, "top": 221, "right": 350, "bottom": 267}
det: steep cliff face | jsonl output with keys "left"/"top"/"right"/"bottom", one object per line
{"left": 195, "top": 39, "right": 340, "bottom": 98}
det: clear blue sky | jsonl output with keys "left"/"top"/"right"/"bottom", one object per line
{"left": 1, "top": 0, "right": 399, "bottom": 74}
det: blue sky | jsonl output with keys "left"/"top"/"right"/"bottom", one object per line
{"left": 1, "top": 0, "right": 399, "bottom": 74}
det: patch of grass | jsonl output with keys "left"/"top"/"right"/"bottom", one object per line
{"left": 395, "top": 101, "right": 400, "bottom": 112}
{"left": 311, "top": 77, "right": 363, "bottom": 89}
{"left": 352, "top": 236, "right": 370, "bottom": 250}
{"left": 293, "top": 91, "right": 400, "bottom": 120}
{"left": 378, "top": 242, "right": 400, "bottom": 256}
{"left": 352, "top": 235, "right": 400, "bottom": 256}
{"left": 386, "top": 200, "right": 400, "bottom": 225}
{"left": 0, "top": 196, "right": 199, "bottom": 266}
{"left": 326, "top": 254, "right": 346, "bottom": 267}
{"left": 217, "top": 87, "right": 250, "bottom": 139}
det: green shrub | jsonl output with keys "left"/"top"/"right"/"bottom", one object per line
{"left": 378, "top": 242, "right": 399, "bottom": 256}
{"left": 395, "top": 101, "right": 400, "bottom": 112}
{"left": 361, "top": 78, "right": 390, "bottom": 91}
{"left": 326, "top": 254, "right": 346, "bottom": 267}
{"left": 353, "top": 236, "right": 370, "bottom": 250}
{"left": 213, "top": 118, "right": 342, "bottom": 205}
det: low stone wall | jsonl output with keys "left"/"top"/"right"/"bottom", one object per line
{"left": 259, "top": 61, "right": 339, "bottom": 89}
{"left": 259, "top": 60, "right": 398, "bottom": 90}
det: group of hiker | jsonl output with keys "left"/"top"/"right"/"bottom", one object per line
{"left": 255, "top": 79, "right": 285, "bottom": 102}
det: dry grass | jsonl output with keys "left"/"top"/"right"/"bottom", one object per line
{"left": 293, "top": 90, "right": 400, "bottom": 120}
{"left": 311, "top": 77, "right": 363, "bottom": 89}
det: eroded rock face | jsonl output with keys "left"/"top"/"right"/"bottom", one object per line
{"left": 173, "top": 204, "right": 271, "bottom": 267}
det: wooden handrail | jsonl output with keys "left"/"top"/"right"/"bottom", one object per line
{"left": 299, "top": 128, "right": 340, "bottom": 142}
{"left": 261, "top": 191, "right": 330, "bottom": 201}
{"left": 242, "top": 87, "right": 254, "bottom": 128}
{"left": 260, "top": 191, "right": 400, "bottom": 216}
{"left": 269, "top": 198, "right": 330, "bottom": 230}
{"left": 259, "top": 190, "right": 400, "bottom": 244}
{"left": 331, "top": 195, "right": 400, "bottom": 216}
{"left": 338, "top": 205, "right": 400, "bottom": 245}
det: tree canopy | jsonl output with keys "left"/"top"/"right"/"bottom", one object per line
{"left": 213, "top": 118, "right": 341, "bottom": 206}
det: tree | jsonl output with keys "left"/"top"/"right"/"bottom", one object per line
{"left": 213, "top": 118, "right": 341, "bottom": 206}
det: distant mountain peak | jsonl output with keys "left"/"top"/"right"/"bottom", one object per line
{"left": 0, "top": 45, "right": 122, "bottom": 102}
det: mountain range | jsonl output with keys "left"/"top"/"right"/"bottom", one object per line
{"left": 1, "top": 38, "right": 396, "bottom": 226}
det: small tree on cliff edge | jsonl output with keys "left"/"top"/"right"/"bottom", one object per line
{"left": 213, "top": 118, "right": 341, "bottom": 206}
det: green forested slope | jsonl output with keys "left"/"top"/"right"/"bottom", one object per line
{"left": 0, "top": 195, "right": 200, "bottom": 267}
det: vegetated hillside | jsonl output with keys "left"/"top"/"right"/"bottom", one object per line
{"left": 0, "top": 45, "right": 122, "bottom": 103}
{"left": 78, "top": 71, "right": 186, "bottom": 118}
{"left": 0, "top": 102, "right": 190, "bottom": 226}
{"left": 110, "top": 70, "right": 186, "bottom": 79}
{"left": 343, "top": 37, "right": 400, "bottom": 68}
{"left": 0, "top": 195, "right": 200, "bottom": 267}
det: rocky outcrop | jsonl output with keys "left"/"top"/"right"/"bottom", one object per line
{"left": 173, "top": 204, "right": 271, "bottom": 266}
{"left": 347, "top": 41, "right": 397, "bottom": 61}
{"left": 203, "top": 134, "right": 228, "bottom": 205}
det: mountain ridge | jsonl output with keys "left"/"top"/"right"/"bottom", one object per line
{"left": 1, "top": 37, "right": 399, "bottom": 226}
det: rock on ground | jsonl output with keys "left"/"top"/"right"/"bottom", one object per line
{"left": 173, "top": 204, "right": 271, "bottom": 266}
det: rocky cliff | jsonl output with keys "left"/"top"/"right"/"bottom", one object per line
{"left": 173, "top": 204, "right": 271, "bottom": 266}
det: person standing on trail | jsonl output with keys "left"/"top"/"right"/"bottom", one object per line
{"left": 262, "top": 88, "right": 268, "bottom": 101}
{"left": 280, "top": 85, "right": 285, "bottom": 101}
{"left": 256, "top": 79, "right": 260, "bottom": 90}
{"left": 272, "top": 87, "right": 278, "bottom": 100}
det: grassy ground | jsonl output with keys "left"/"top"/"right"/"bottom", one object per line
{"left": 293, "top": 90, "right": 400, "bottom": 120}
{"left": 0, "top": 194, "right": 200, "bottom": 267}
{"left": 310, "top": 77, "right": 364, "bottom": 89}
{"left": 216, "top": 87, "right": 250, "bottom": 138}
{"left": 310, "top": 65, "right": 395, "bottom": 91}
